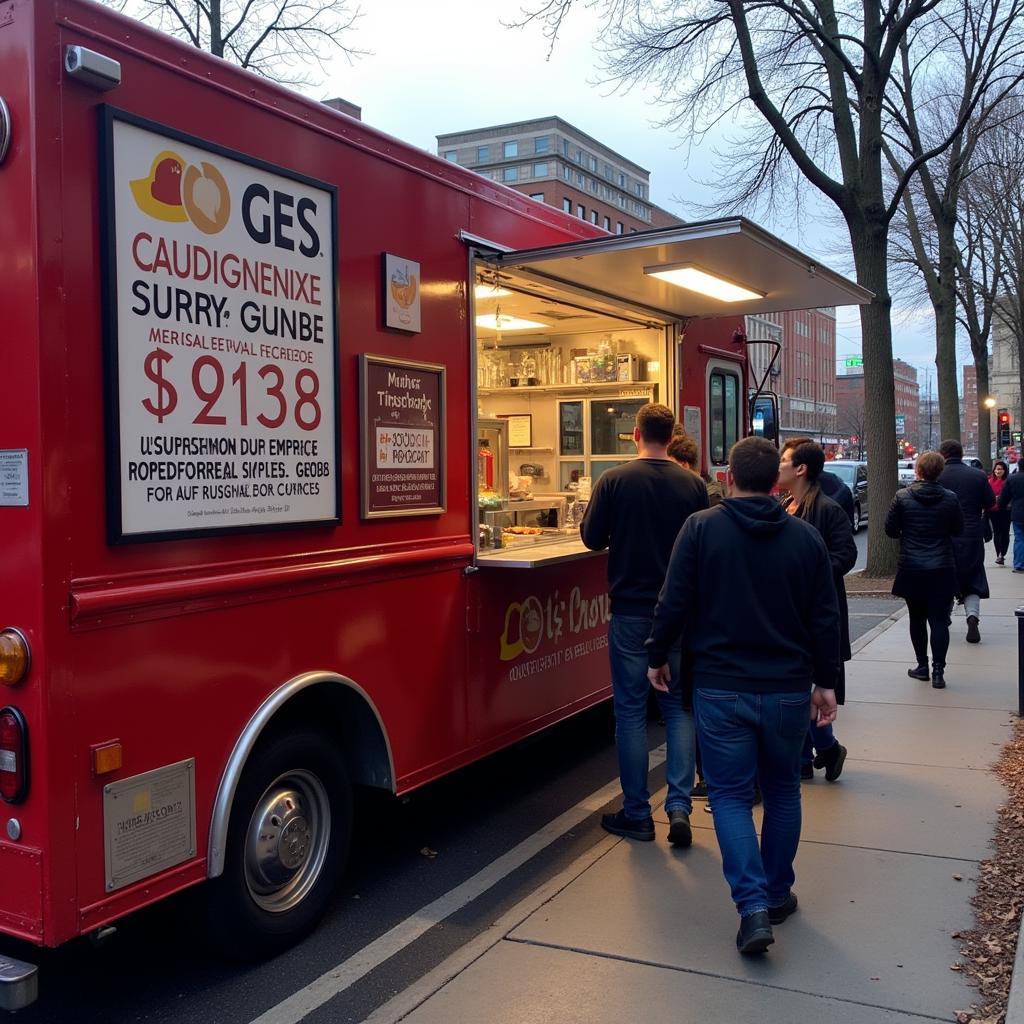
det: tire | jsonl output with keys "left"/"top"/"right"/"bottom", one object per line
{"left": 852, "top": 504, "right": 862, "bottom": 532}
{"left": 205, "top": 728, "right": 352, "bottom": 959}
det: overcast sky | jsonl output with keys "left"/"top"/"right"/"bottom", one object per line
{"left": 321, "top": 0, "right": 949, "bottom": 388}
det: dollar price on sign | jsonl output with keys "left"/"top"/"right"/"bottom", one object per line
{"left": 142, "top": 349, "right": 178, "bottom": 423}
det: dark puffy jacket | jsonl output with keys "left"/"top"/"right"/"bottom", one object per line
{"left": 884, "top": 481, "right": 964, "bottom": 571}
{"left": 819, "top": 470, "right": 855, "bottom": 524}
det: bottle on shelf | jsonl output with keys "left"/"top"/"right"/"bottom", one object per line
{"left": 477, "top": 438, "right": 495, "bottom": 490}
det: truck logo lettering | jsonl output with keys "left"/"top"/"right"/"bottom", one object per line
{"left": 131, "top": 151, "right": 231, "bottom": 235}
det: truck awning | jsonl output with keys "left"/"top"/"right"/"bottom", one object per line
{"left": 481, "top": 218, "right": 873, "bottom": 321}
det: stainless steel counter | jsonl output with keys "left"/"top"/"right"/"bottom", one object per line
{"left": 476, "top": 537, "right": 604, "bottom": 569}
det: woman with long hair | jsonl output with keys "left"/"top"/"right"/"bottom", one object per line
{"left": 778, "top": 439, "right": 857, "bottom": 781}
{"left": 885, "top": 451, "right": 964, "bottom": 689}
{"left": 989, "top": 460, "right": 1011, "bottom": 565}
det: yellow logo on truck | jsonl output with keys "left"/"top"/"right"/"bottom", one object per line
{"left": 500, "top": 596, "right": 544, "bottom": 661}
{"left": 130, "top": 150, "right": 231, "bottom": 234}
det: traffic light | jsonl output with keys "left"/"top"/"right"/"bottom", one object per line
{"left": 998, "top": 409, "right": 1011, "bottom": 449}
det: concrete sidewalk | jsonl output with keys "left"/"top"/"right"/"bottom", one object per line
{"left": 390, "top": 555, "right": 1020, "bottom": 1023}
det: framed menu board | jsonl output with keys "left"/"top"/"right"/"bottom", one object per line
{"left": 359, "top": 355, "right": 447, "bottom": 518}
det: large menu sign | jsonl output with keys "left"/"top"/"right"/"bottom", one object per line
{"left": 359, "top": 355, "right": 446, "bottom": 518}
{"left": 101, "top": 110, "right": 339, "bottom": 541}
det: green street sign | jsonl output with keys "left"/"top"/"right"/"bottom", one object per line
{"left": 845, "top": 356, "right": 863, "bottom": 367}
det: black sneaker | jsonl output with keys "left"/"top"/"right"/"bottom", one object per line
{"left": 907, "top": 664, "right": 930, "bottom": 681}
{"left": 691, "top": 779, "right": 709, "bottom": 800}
{"left": 966, "top": 615, "right": 980, "bottom": 644}
{"left": 601, "top": 809, "right": 655, "bottom": 841}
{"left": 814, "top": 743, "right": 847, "bottom": 782}
{"left": 736, "top": 911, "right": 774, "bottom": 954}
{"left": 667, "top": 809, "right": 692, "bottom": 848}
{"left": 932, "top": 669, "right": 946, "bottom": 689}
{"left": 767, "top": 892, "right": 798, "bottom": 925}
{"left": 800, "top": 764, "right": 814, "bottom": 780}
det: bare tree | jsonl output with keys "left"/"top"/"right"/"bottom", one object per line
{"left": 107, "top": 0, "right": 364, "bottom": 86}
{"left": 519, "top": 0, "right": 1023, "bottom": 574}
{"left": 839, "top": 399, "right": 867, "bottom": 459}
{"left": 882, "top": 6, "right": 1024, "bottom": 442}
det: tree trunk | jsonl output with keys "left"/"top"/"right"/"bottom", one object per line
{"left": 934, "top": 230, "right": 961, "bottom": 442}
{"left": 849, "top": 217, "right": 899, "bottom": 577}
{"left": 209, "top": 0, "right": 223, "bottom": 56}
{"left": 976, "top": 358, "right": 992, "bottom": 471}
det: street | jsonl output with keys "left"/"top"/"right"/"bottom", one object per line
{"left": 5, "top": 585, "right": 898, "bottom": 1024}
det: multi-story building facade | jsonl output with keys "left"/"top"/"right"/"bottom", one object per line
{"left": 747, "top": 309, "right": 838, "bottom": 443}
{"left": 991, "top": 316, "right": 1021, "bottom": 436}
{"left": 837, "top": 360, "right": 919, "bottom": 453}
{"left": 436, "top": 117, "right": 677, "bottom": 234}
{"left": 961, "top": 363, "right": 979, "bottom": 454}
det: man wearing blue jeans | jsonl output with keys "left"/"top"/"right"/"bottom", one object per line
{"left": 581, "top": 403, "right": 708, "bottom": 846}
{"left": 997, "top": 467, "right": 1024, "bottom": 571}
{"left": 647, "top": 437, "right": 839, "bottom": 954}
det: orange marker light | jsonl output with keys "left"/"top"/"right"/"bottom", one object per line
{"left": 0, "top": 630, "right": 30, "bottom": 686}
{"left": 92, "top": 742, "right": 123, "bottom": 776}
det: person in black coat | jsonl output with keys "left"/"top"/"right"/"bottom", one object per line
{"left": 938, "top": 439, "right": 996, "bottom": 644}
{"left": 997, "top": 463, "right": 1024, "bottom": 571}
{"left": 885, "top": 451, "right": 964, "bottom": 688}
{"left": 779, "top": 439, "right": 857, "bottom": 781}
{"left": 819, "top": 467, "right": 856, "bottom": 525}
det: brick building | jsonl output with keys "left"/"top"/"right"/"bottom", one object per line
{"left": 962, "top": 363, "right": 978, "bottom": 453}
{"left": 435, "top": 117, "right": 681, "bottom": 234}
{"left": 837, "top": 359, "right": 919, "bottom": 454}
{"left": 746, "top": 309, "right": 837, "bottom": 442}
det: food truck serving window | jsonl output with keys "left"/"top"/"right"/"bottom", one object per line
{"left": 709, "top": 370, "right": 740, "bottom": 465}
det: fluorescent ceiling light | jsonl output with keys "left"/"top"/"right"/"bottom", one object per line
{"left": 643, "top": 262, "right": 765, "bottom": 303}
{"left": 475, "top": 313, "right": 548, "bottom": 331}
{"left": 474, "top": 284, "right": 512, "bottom": 299}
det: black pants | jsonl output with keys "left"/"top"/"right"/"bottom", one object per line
{"left": 906, "top": 595, "right": 951, "bottom": 670}
{"left": 991, "top": 510, "right": 1011, "bottom": 559}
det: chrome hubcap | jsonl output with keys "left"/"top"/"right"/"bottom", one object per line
{"left": 244, "top": 769, "right": 330, "bottom": 913}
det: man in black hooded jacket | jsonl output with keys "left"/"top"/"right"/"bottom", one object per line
{"left": 646, "top": 437, "right": 839, "bottom": 956}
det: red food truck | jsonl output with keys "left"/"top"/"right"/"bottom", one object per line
{"left": 0, "top": 0, "right": 869, "bottom": 1004}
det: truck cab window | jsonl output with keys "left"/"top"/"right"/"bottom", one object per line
{"left": 709, "top": 371, "right": 739, "bottom": 465}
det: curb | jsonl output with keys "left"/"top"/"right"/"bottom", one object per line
{"left": 1008, "top": 927, "right": 1024, "bottom": 1024}
{"left": 849, "top": 602, "right": 907, "bottom": 656}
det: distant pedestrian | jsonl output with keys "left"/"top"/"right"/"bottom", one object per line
{"left": 939, "top": 440, "right": 995, "bottom": 644}
{"left": 989, "top": 461, "right": 1011, "bottom": 566}
{"left": 778, "top": 438, "right": 857, "bottom": 782}
{"left": 646, "top": 437, "right": 840, "bottom": 955}
{"left": 997, "top": 461, "right": 1024, "bottom": 571}
{"left": 581, "top": 403, "right": 708, "bottom": 847}
{"left": 885, "top": 452, "right": 964, "bottom": 689}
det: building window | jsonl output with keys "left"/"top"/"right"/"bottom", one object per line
{"left": 577, "top": 204, "right": 585, "bottom": 218}
{"left": 590, "top": 209, "right": 598, "bottom": 223}
{"left": 563, "top": 165, "right": 571, "bottom": 180}
{"left": 563, "top": 197, "right": 572, "bottom": 213}
{"left": 533, "top": 162, "right": 548, "bottom": 176}
{"left": 503, "top": 167, "right": 518, "bottom": 182}
{"left": 529, "top": 192, "right": 545, "bottom": 201}
{"left": 563, "top": 139, "right": 570, "bottom": 157}
{"left": 576, "top": 172, "right": 585, "bottom": 186}
{"left": 617, "top": 221, "right": 624, "bottom": 234}
{"left": 444, "top": 150, "right": 457, "bottom": 162}
{"left": 535, "top": 136, "right": 550, "bottom": 154}
{"left": 603, "top": 216, "right": 611, "bottom": 230}
{"left": 589, "top": 156, "right": 598, "bottom": 171}
{"left": 619, "top": 172, "right": 626, "bottom": 188}
{"left": 503, "top": 141, "right": 518, "bottom": 158}
{"left": 476, "top": 146, "right": 489, "bottom": 162}
{"left": 575, "top": 148, "right": 583, "bottom": 163}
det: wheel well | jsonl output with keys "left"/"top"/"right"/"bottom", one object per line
{"left": 263, "top": 683, "right": 393, "bottom": 791}
{"left": 207, "top": 672, "right": 393, "bottom": 879}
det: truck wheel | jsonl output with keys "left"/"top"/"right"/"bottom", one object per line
{"left": 206, "top": 728, "right": 352, "bottom": 959}
{"left": 852, "top": 504, "right": 862, "bottom": 532}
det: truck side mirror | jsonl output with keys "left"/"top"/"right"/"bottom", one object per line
{"left": 750, "top": 392, "right": 779, "bottom": 447}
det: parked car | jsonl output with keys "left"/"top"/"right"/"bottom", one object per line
{"left": 898, "top": 458, "right": 917, "bottom": 485}
{"left": 825, "top": 460, "right": 869, "bottom": 531}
